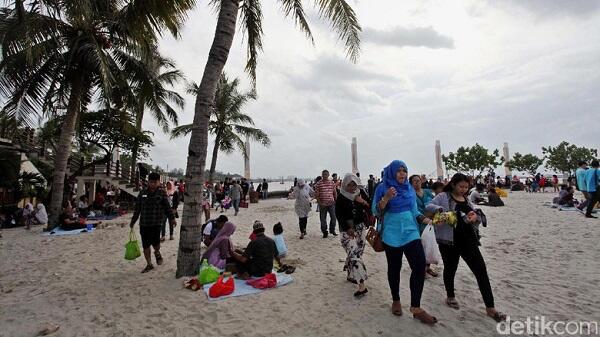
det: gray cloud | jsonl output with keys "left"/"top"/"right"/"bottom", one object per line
{"left": 363, "top": 26, "right": 454, "bottom": 49}
{"left": 490, "top": 0, "right": 600, "bottom": 18}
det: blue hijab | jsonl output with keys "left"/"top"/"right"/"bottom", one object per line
{"left": 374, "top": 160, "right": 415, "bottom": 213}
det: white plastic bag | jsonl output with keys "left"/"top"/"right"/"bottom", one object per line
{"left": 421, "top": 224, "right": 441, "bottom": 264}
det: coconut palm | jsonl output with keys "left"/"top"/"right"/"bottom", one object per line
{"left": 0, "top": 0, "right": 194, "bottom": 228}
{"left": 116, "top": 47, "right": 185, "bottom": 183}
{"left": 176, "top": 0, "right": 361, "bottom": 277}
{"left": 171, "top": 73, "right": 270, "bottom": 184}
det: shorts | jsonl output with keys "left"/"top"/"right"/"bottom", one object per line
{"left": 140, "top": 226, "right": 161, "bottom": 249}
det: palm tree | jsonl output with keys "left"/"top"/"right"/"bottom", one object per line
{"left": 171, "top": 73, "right": 270, "bottom": 184}
{"left": 116, "top": 47, "right": 185, "bottom": 183}
{"left": 0, "top": 0, "right": 194, "bottom": 228}
{"left": 176, "top": 0, "right": 361, "bottom": 277}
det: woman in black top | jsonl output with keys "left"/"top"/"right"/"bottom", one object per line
{"left": 335, "top": 174, "right": 371, "bottom": 298}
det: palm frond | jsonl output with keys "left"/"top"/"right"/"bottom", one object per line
{"left": 314, "top": 0, "right": 361, "bottom": 62}
{"left": 278, "top": 0, "right": 314, "bottom": 43}
{"left": 240, "top": 0, "right": 264, "bottom": 85}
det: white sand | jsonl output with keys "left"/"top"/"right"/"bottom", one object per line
{"left": 1, "top": 191, "right": 599, "bottom": 337}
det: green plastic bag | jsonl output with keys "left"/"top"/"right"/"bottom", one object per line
{"left": 198, "top": 259, "right": 220, "bottom": 284}
{"left": 124, "top": 229, "right": 141, "bottom": 260}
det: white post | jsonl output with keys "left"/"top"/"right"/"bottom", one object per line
{"left": 244, "top": 135, "right": 251, "bottom": 179}
{"left": 435, "top": 140, "right": 444, "bottom": 180}
{"left": 351, "top": 137, "right": 358, "bottom": 175}
{"left": 503, "top": 142, "right": 511, "bottom": 177}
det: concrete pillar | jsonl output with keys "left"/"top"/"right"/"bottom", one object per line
{"left": 435, "top": 140, "right": 444, "bottom": 180}
{"left": 244, "top": 135, "right": 251, "bottom": 180}
{"left": 88, "top": 179, "right": 96, "bottom": 203}
{"left": 77, "top": 177, "right": 85, "bottom": 197}
{"left": 351, "top": 137, "right": 358, "bottom": 175}
{"left": 503, "top": 142, "right": 511, "bottom": 177}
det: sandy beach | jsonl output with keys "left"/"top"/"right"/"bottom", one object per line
{"left": 1, "top": 191, "right": 599, "bottom": 337}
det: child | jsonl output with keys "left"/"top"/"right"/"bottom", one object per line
{"left": 272, "top": 222, "right": 288, "bottom": 258}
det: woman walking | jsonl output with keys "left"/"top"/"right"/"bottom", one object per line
{"left": 428, "top": 173, "right": 506, "bottom": 322}
{"left": 289, "top": 179, "right": 314, "bottom": 239}
{"left": 372, "top": 160, "right": 437, "bottom": 324}
{"left": 410, "top": 174, "right": 438, "bottom": 278}
{"left": 335, "top": 174, "right": 370, "bottom": 297}
{"left": 161, "top": 181, "right": 179, "bottom": 241}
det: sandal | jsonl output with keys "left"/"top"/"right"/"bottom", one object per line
{"left": 446, "top": 297, "right": 460, "bottom": 309}
{"left": 141, "top": 264, "right": 154, "bottom": 273}
{"left": 353, "top": 288, "right": 368, "bottom": 298}
{"left": 427, "top": 267, "right": 439, "bottom": 277}
{"left": 284, "top": 266, "right": 296, "bottom": 274}
{"left": 155, "top": 252, "right": 164, "bottom": 265}
{"left": 160, "top": 236, "right": 166, "bottom": 242}
{"left": 487, "top": 309, "right": 507, "bottom": 322}
{"left": 391, "top": 301, "right": 403, "bottom": 316}
{"left": 412, "top": 310, "right": 438, "bottom": 325}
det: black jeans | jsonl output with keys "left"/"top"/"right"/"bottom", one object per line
{"left": 299, "top": 217, "right": 307, "bottom": 234}
{"left": 439, "top": 242, "right": 495, "bottom": 308}
{"left": 383, "top": 239, "right": 426, "bottom": 307}
{"left": 585, "top": 190, "right": 599, "bottom": 216}
{"left": 161, "top": 217, "right": 173, "bottom": 237}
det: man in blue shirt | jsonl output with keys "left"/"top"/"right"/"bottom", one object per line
{"left": 576, "top": 161, "right": 589, "bottom": 211}
{"left": 584, "top": 160, "right": 599, "bottom": 218}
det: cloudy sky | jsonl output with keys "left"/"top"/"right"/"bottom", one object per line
{"left": 145, "top": 0, "right": 600, "bottom": 179}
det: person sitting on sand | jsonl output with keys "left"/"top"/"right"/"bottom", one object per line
{"left": 336, "top": 173, "right": 370, "bottom": 298}
{"left": 486, "top": 188, "right": 504, "bottom": 207}
{"left": 230, "top": 221, "right": 281, "bottom": 279}
{"left": 557, "top": 186, "right": 577, "bottom": 207}
{"left": 428, "top": 173, "right": 506, "bottom": 322}
{"left": 469, "top": 184, "right": 486, "bottom": 205}
{"left": 201, "top": 221, "right": 236, "bottom": 270}
{"left": 272, "top": 222, "right": 288, "bottom": 258}
{"left": 58, "top": 203, "right": 92, "bottom": 230}
{"left": 202, "top": 215, "right": 228, "bottom": 247}
{"left": 32, "top": 203, "right": 48, "bottom": 227}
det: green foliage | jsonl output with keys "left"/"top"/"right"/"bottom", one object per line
{"left": 173, "top": 73, "right": 271, "bottom": 157}
{"left": 442, "top": 143, "right": 502, "bottom": 175}
{"left": 0, "top": 149, "right": 20, "bottom": 188}
{"left": 508, "top": 153, "right": 544, "bottom": 176}
{"left": 542, "top": 141, "right": 598, "bottom": 175}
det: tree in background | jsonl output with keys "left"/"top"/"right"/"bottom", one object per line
{"left": 507, "top": 153, "right": 544, "bottom": 176}
{"left": 542, "top": 141, "right": 598, "bottom": 176}
{"left": 0, "top": 0, "right": 194, "bottom": 228}
{"left": 442, "top": 143, "right": 503, "bottom": 176}
{"left": 177, "top": 0, "right": 361, "bottom": 277}
{"left": 172, "top": 73, "right": 270, "bottom": 184}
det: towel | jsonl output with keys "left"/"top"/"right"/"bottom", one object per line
{"left": 44, "top": 227, "right": 95, "bottom": 236}
{"left": 202, "top": 272, "right": 293, "bottom": 301}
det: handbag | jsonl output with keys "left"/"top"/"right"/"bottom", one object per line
{"left": 366, "top": 211, "right": 385, "bottom": 252}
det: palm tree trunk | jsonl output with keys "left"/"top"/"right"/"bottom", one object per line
{"left": 176, "top": 0, "right": 239, "bottom": 278}
{"left": 208, "top": 132, "right": 221, "bottom": 184}
{"left": 47, "top": 77, "right": 84, "bottom": 229}
{"left": 130, "top": 106, "right": 144, "bottom": 184}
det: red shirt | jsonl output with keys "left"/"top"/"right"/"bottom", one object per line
{"left": 314, "top": 180, "right": 337, "bottom": 206}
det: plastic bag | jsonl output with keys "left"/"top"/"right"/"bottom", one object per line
{"left": 246, "top": 273, "right": 277, "bottom": 289}
{"left": 421, "top": 224, "right": 441, "bottom": 264}
{"left": 124, "top": 229, "right": 141, "bottom": 260}
{"left": 198, "top": 259, "right": 220, "bottom": 285}
{"left": 209, "top": 274, "right": 235, "bottom": 298}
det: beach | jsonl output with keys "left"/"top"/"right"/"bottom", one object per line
{"left": 1, "top": 191, "right": 599, "bottom": 337}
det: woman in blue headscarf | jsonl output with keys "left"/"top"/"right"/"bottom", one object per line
{"left": 372, "top": 160, "right": 437, "bottom": 324}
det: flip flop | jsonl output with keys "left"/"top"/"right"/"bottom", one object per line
{"left": 446, "top": 298, "right": 460, "bottom": 309}
{"left": 353, "top": 288, "right": 368, "bottom": 298}
{"left": 488, "top": 311, "right": 507, "bottom": 322}
{"left": 413, "top": 310, "right": 438, "bottom": 325}
{"left": 392, "top": 303, "right": 403, "bottom": 316}
{"left": 284, "top": 266, "right": 296, "bottom": 274}
{"left": 141, "top": 265, "right": 154, "bottom": 273}
{"left": 155, "top": 252, "right": 163, "bottom": 265}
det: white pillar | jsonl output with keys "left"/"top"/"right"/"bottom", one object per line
{"left": 244, "top": 135, "right": 251, "bottom": 179}
{"left": 435, "top": 140, "right": 443, "bottom": 180}
{"left": 77, "top": 177, "right": 85, "bottom": 197}
{"left": 351, "top": 137, "right": 358, "bottom": 175}
{"left": 503, "top": 142, "right": 511, "bottom": 177}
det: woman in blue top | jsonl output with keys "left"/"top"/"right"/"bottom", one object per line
{"left": 372, "top": 160, "right": 437, "bottom": 324}
{"left": 410, "top": 174, "right": 438, "bottom": 278}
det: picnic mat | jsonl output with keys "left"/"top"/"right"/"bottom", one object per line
{"left": 203, "top": 272, "right": 293, "bottom": 301}
{"left": 87, "top": 214, "right": 119, "bottom": 221}
{"left": 44, "top": 227, "right": 95, "bottom": 236}
{"left": 542, "top": 202, "right": 597, "bottom": 212}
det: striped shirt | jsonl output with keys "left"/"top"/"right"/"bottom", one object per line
{"left": 314, "top": 180, "right": 337, "bottom": 206}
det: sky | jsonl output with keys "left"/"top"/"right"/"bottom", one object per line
{"left": 144, "top": 0, "right": 600, "bottom": 179}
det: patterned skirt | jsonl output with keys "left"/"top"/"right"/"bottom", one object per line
{"left": 341, "top": 223, "right": 368, "bottom": 283}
